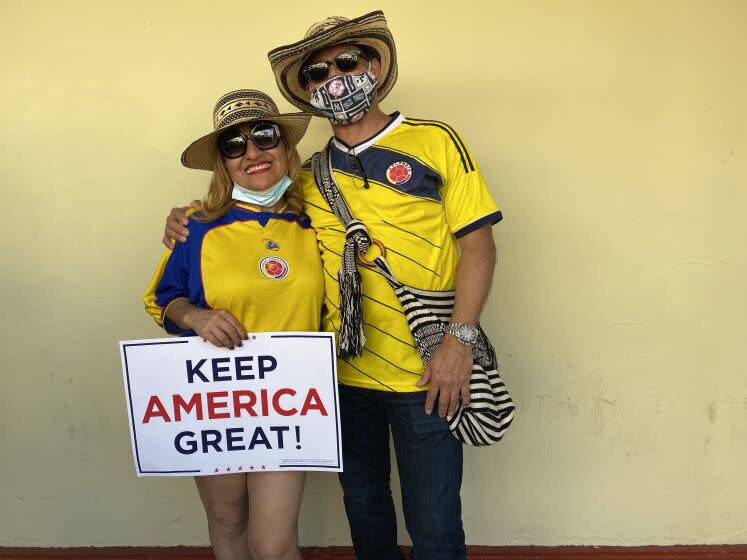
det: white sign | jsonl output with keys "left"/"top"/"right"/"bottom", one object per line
{"left": 119, "top": 333, "right": 341, "bottom": 476}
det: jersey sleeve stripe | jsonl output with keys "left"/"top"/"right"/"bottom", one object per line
{"left": 454, "top": 211, "right": 504, "bottom": 238}
{"left": 161, "top": 296, "right": 190, "bottom": 325}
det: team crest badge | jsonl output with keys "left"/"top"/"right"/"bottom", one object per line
{"left": 259, "top": 256, "right": 289, "bottom": 279}
{"left": 327, "top": 79, "right": 345, "bottom": 98}
{"left": 386, "top": 162, "right": 413, "bottom": 185}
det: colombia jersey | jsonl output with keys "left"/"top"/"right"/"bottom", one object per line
{"left": 300, "top": 113, "right": 502, "bottom": 392}
{"left": 144, "top": 202, "right": 324, "bottom": 335}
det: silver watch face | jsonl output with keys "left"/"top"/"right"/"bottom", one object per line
{"left": 452, "top": 323, "right": 479, "bottom": 344}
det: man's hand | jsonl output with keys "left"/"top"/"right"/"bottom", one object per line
{"left": 416, "top": 334, "right": 473, "bottom": 417}
{"left": 184, "top": 308, "right": 248, "bottom": 350}
{"left": 416, "top": 224, "right": 495, "bottom": 417}
{"left": 163, "top": 200, "right": 200, "bottom": 249}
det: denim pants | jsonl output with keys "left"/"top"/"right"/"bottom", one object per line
{"left": 338, "top": 384, "right": 466, "bottom": 560}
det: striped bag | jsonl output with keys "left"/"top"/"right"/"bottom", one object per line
{"left": 311, "top": 143, "right": 515, "bottom": 445}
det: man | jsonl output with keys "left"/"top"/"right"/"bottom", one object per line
{"left": 165, "top": 11, "right": 504, "bottom": 560}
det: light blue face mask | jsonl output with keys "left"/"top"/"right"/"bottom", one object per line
{"left": 231, "top": 175, "right": 293, "bottom": 209}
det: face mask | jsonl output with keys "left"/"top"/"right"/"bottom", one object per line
{"left": 231, "top": 175, "right": 292, "bottom": 208}
{"left": 309, "top": 70, "right": 378, "bottom": 126}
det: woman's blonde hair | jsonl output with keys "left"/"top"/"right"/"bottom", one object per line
{"left": 196, "top": 132, "right": 304, "bottom": 222}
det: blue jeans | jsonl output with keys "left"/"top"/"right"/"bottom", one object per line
{"left": 338, "top": 385, "right": 466, "bottom": 560}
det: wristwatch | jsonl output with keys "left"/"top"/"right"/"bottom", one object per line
{"left": 446, "top": 323, "right": 479, "bottom": 345}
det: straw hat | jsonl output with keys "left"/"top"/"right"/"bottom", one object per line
{"left": 268, "top": 10, "right": 397, "bottom": 114}
{"left": 181, "top": 89, "right": 312, "bottom": 171}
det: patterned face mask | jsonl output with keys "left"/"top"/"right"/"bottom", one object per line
{"left": 309, "top": 70, "right": 378, "bottom": 126}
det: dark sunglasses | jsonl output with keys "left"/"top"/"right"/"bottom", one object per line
{"left": 301, "top": 49, "right": 369, "bottom": 84}
{"left": 217, "top": 122, "right": 282, "bottom": 159}
{"left": 345, "top": 151, "right": 370, "bottom": 190}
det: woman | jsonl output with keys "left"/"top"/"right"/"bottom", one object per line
{"left": 143, "top": 89, "right": 322, "bottom": 560}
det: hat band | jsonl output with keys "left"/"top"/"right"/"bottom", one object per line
{"left": 213, "top": 98, "right": 279, "bottom": 129}
{"left": 215, "top": 108, "right": 280, "bottom": 130}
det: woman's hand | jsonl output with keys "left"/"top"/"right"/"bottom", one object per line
{"left": 163, "top": 200, "right": 201, "bottom": 249}
{"left": 165, "top": 299, "right": 248, "bottom": 349}
{"left": 184, "top": 308, "right": 248, "bottom": 349}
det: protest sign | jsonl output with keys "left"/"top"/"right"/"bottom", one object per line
{"left": 119, "top": 333, "right": 341, "bottom": 476}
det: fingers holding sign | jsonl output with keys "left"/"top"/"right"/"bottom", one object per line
{"left": 189, "top": 309, "right": 248, "bottom": 350}
{"left": 164, "top": 300, "right": 248, "bottom": 350}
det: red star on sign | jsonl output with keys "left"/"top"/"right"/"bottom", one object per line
{"left": 238, "top": 466, "right": 243, "bottom": 471}
{"left": 252, "top": 335, "right": 257, "bottom": 340}
{"left": 214, "top": 468, "right": 219, "bottom": 473}
{"left": 249, "top": 466, "right": 255, "bottom": 470}
{"left": 226, "top": 467, "right": 231, "bottom": 472}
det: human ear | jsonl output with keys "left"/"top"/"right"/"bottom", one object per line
{"left": 369, "top": 57, "right": 382, "bottom": 80}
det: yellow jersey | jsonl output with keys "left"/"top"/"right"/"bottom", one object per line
{"left": 300, "top": 113, "right": 502, "bottom": 392}
{"left": 144, "top": 203, "right": 324, "bottom": 335}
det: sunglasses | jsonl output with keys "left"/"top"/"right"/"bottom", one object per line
{"left": 301, "top": 49, "right": 369, "bottom": 84}
{"left": 217, "top": 122, "right": 282, "bottom": 159}
{"left": 345, "top": 151, "right": 370, "bottom": 190}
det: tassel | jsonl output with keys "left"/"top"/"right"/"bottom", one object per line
{"left": 338, "top": 269, "right": 365, "bottom": 358}
{"left": 337, "top": 237, "right": 366, "bottom": 358}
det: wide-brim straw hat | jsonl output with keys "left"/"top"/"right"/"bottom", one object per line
{"left": 268, "top": 10, "right": 397, "bottom": 115}
{"left": 181, "top": 89, "right": 312, "bottom": 171}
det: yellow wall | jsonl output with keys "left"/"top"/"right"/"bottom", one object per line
{"left": 2, "top": 0, "right": 746, "bottom": 547}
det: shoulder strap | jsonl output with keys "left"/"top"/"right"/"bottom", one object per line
{"left": 311, "top": 140, "right": 365, "bottom": 230}
{"left": 309, "top": 142, "right": 455, "bottom": 366}
{"left": 310, "top": 141, "right": 370, "bottom": 358}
